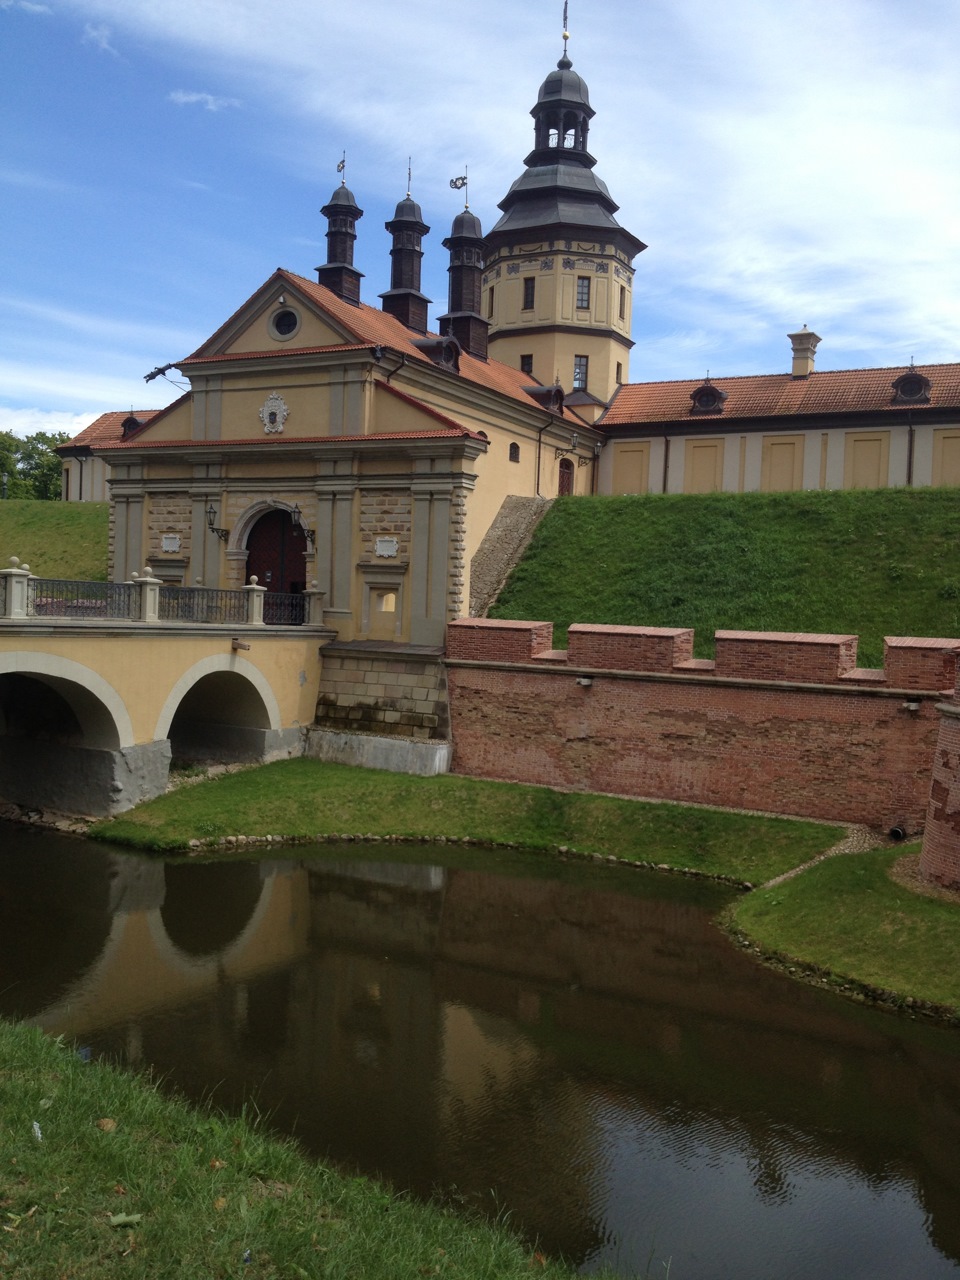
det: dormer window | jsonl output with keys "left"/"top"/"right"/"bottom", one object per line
{"left": 892, "top": 370, "right": 931, "bottom": 404}
{"left": 690, "top": 381, "right": 727, "bottom": 414}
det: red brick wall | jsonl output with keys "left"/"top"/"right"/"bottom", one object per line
{"left": 920, "top": 706, "right": 960, "bottom": 888}
{"left": 445, "top": 621, "right": 959, "bottom": 829}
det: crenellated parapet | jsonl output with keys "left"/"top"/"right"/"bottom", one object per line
{"left": 446, "top": 619, "right": 960, "bottom": 690}
{"left": 445, "top": 618, "right": 960, "bottom": 832}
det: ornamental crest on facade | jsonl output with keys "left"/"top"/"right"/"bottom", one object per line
{"left": 259, "top": 392, "right": 289, "bottom": 434}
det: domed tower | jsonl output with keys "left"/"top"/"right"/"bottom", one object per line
{"left": 438, "top": 205, "right": 488, "bottom": 360}
{"left": 483, "top": 38, "right": 645, "bottom": 413}
{"left": 316, "top": 181, "right": 364, "bottom": 304}
{"left": 380, "top": 192, "right": 431, "bottom": 334}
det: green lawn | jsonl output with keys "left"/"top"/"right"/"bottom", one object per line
{"left": 0, "top": 499, "right": 109, "bottom": 581}
{"left": 0, "top": 1021, "right": 599, "bottom": 1280}
{"left": 491, "top": 488, "right": 960, "bottom": 666}
{"left": 728, "top": 846, "right": 960, "bottom": 1014}
{"left": 89, "top": 758, "right": 843, "bottom": 884}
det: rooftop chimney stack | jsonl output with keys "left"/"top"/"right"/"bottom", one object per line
{"left": 438, "top": 207, "right": 489, "bottom": 360}
{"left": 788, "top": 326, "right": 821, "bottom": 379}
{"left": 316, "top": 184, "right": 364, "bottom": 305}
{"left": 380, "top": 194, "right": 431, "bottom": 333}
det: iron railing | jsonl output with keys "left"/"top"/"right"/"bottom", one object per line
{"left": 28, "top": 579, "right": 137, "bottom": 619}
{"left": 159, "top": 586, "right": 247, "bottom": 625}
{"left": 2, "top": 576, "right": 316, "bottom": 626}
{"left": 263, "top": 592, "right": 307, "bottom": 626}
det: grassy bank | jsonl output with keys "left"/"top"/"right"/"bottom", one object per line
{"left": 0, "top": 499, "right": 109, "bottom": 581}
{"left": 727, "top": 846, "right": 960, "bottom": 1015}
{"left": 89, "top": 758, "right": 843, "bottom": 884}
{"left": 0, "top": 1021, "right": 602, "bottom": 1279}
{"left": 491, "top": 488, "right": 960, "bottom": 664}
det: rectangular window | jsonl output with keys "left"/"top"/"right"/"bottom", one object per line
{"left": 573, "top": 354, "right": 588, "bottom": 390}
{"left": 576, "top": 276, "right": 591, "bottom": 309}
{"left": 520, "top": 354, "right": 534, "bottom": 376}
{"left": 616, "top": 362, "right": 623, "bottom": 384}
{"left": 522, "top": 277, "right": 536, "bottom": 310}
{"left": 487, "top": 286, "right": 494, "bottom": 318}
{"left": 619, "top": 285, "right": 626, "bottom": 320}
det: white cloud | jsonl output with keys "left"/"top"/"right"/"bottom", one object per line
{"left": 0, "top": 407, "right": 98, "bottom": 439}
{"left": 0, "top": 168, "right": 76, "bottom": 193}
{"left": 0, "top": 294, "right": 196, "bottom": 353}
{"left": 16, "top": 0, "right": 960, "bottom": 389}
{"left": 169, "top": 90, "right": 241, "bottom": 112}
{"left": 0, "top": 1, "right": 52, "bottom": 12}
{"left": 82, "top": 21, "right": 118, "bottom": 54}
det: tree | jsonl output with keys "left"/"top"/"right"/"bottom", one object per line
{"left": 0, "top": 430, "right": 70, "bottom": 500}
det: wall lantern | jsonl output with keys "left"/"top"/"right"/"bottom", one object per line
{"left": 555, "top": 430, "right": 580, "bottom": 461}
{"left": 291, "top": 503, "right": 316, "bottom": 546}
{"left": 206, "top": 503, "right": 230, "bottom": 542}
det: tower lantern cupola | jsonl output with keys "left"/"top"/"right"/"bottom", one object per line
{"left": 316, "top": 182, "right": 364, "bottom": 305}
{"left": 481, "top": 35, "right": 646, "bottom": 410}
{"left": 380, "top": 193, "right": 431, "bottom": 334}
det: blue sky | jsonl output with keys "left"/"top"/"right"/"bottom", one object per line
{"left": 2, "top": 0, "right": 959, "bottom": 439}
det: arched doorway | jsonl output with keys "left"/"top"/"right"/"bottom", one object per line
{"left": 245, "top": 508, "right": 307, "bottom": 623}
{"left": 558, "top": 457, "right": 575, "bottom": 496}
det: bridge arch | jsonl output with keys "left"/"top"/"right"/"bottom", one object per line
{"left": 156, "top": 655, "right": 284, "bottom": 766}
{"left": 0, "top": 652, "right": 133, "bottom": 748}
{"left": 0, "top": 653, "right": 164, "bottom": 816}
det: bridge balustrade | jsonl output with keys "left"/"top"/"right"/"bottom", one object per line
{"left": 159, "top": 586, "right": 248, "bottom": 625}
{"left": 263, "top": 592, "right": 307, "bottom": 626}
{"left": 28, "top": 579, "right": 138, "bottom": 620}
{"left": 1, "top": 565, "right": 317, "bottom": 628}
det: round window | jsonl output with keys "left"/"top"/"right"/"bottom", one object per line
{"left": 897, "top": 374, "right": 925, "bottom": 401}
{"left": 271, "top": 308, "right": 299, "bottom": 338}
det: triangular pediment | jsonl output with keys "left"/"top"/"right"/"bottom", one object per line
{"left": 188, "top": 270, "right": 364, "bottom": 361}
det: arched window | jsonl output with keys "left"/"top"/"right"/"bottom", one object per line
{"left": 509, "top": 442, "right": 520, "bottom": 463}
{"left": 558, "top": 457, "right": 574, "bottom": 496}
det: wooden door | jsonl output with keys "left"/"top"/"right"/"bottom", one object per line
{"left": 246, "top": 509, "right": 306, "bottom": 594}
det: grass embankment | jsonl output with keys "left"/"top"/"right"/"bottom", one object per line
{"left": 0, "top": 499, "right": 109, "bottom": 581}
{"left": 0, "top": 1021, "right": 596, "bottom": 1280}
{"left": 89, "top": 758, "right": 843, "bottom": 884}
{"left": 491, "top": 488, "right": 960, "bottom": 665}
{"left": 727, "top": 846, "right": 960, "bottom": 1015}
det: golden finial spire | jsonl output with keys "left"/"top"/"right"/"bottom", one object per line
{"left": 336, "top": 150, "right": 346, "bottom": 184}
{"left": 562, "top": 1, "right": 570, "bottom": 57}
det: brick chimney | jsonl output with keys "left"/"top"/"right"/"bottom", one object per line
{"left": 788, "top": 326, "right": 821, "bottom": 378}
{"left": 316, "top": 183, "right": 364, "bottom": 305}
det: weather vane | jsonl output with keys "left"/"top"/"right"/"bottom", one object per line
{"left": 562, "top": 1, "right": 570, "bottom": 57}
{"left": 449, "top": 167, "right": 469, "bottom": 206}
{"left": 407, "top": 157, "right": 412, "bottom": 198}
{"left": 336, "top": 150, "right": 346, "bottom": 183}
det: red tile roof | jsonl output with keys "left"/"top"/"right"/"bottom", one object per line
{"left": 183, "top": 269, "right": 583, "bottom": 423}
{"left": 603, "top": 362, "right": 960, "bottom": 428}
{"left": 58, "top": 409, "right": 164, "bottom": 450}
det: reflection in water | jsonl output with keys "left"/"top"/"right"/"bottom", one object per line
{"left": 1, "top": 822, "right": 960, "bottom": 1279}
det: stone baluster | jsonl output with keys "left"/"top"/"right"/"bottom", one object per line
{"left": 304, "top": 581, "right": 327, "bottom": 626}
{"left": 0, "top": 558, "right": 32, "bottom": 618}
{"left": 135, "top": 567, "right": 162, "bottom": 623}
{"left": 243, "top": 576, "right": 267, "bottom": 625}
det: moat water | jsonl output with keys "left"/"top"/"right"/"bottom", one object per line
{"left": 2, "top": 819, "right": 960, "bottom": 1279}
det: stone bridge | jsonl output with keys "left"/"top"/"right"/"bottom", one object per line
{"left": 0, "top": 561, "right": 327, "bottom": 815}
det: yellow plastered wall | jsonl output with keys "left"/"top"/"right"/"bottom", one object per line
{"left": 683, "top": 438, "right": 725, "bottom": 493}
{"left": 844, "top": 431, "right": 890, "bottom": 489}
{"left": 612, "top": 441, "right": 650, "bottom": 495}
{"left": 760, "top": 435, "right": 805, "bottom": 491}
{"left": 932, "top": 429, "right": 960, "bottom": 486}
